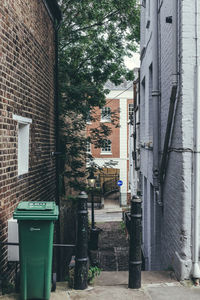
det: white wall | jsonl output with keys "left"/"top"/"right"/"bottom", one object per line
{"left": 139, "top": 0, "right": 196, "bottom": 278}
{"left": 119, "top": 97, "right": 128, "bottom": 205}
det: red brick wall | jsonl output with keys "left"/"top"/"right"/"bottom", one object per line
{"left": 87, "top": 97, "right": 134, "bottom": 197}
{"left": 0, "top": 0, "right": 57, "bottom": 280}
{"left": 87, "top": 99, "right": 120, "bottom": 158}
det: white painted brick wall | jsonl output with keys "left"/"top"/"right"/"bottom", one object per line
{"left": 139, "top": 0, "right": 197, "bottom": 279}
{"left": 120, "top": 98, "right": 127, "bottom": 159}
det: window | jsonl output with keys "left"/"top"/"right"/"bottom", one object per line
{"left": 101, "top": 107, "right": 111, "bottom": 122}
{"left": 86, "top": 110, "right": 91, "bottom": 124}
{"left": 86, "top": 141, "right": 91, "bottom": 153}
{"left": 129, "top": 104, "right": 134, "bottom": 122}
{"left": 13, "top": 115, "right": 32, "bottom": 176}
{"left": 101, "top": 140, "right": 112, "bottom": 153}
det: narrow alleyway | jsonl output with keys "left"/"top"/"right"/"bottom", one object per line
{"left": 88, "top": 191, "right": 122, "bottom": 223}
{"left": 88, "top": 191, "right": 129, "bottom": 271}
{"left": 104, "top": 191, "right": 120, "bottom": 208}
{"left": 90, "top": 221, "right": 129, "bottom": 271}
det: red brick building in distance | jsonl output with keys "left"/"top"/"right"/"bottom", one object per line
{"left": 0, "top": 0, "right": 61, "bottom": 286}
{"left": 86, "top": 80, "right": 134, "bottom": 206}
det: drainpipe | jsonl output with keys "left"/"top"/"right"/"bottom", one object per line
{"left": 192, "top": 0, "right": 200, "bottom": 280}
{"left": 152, "top": 0, "right": 160, "bottom": 189}
{"left": 54, "top": 21, "right": 61, "bottom": 207}
{"left": 171, "top": 0, "right": 178, "bottom": 88}
{"left": 54, "top": 17, "right": 62, "bottom": 281}
{"left": 159, "top": 0, "right": 178, "bottom": 197}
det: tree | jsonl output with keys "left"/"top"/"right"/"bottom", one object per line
{"left": 58, "top": 0, "right": 140, "bottom": 192}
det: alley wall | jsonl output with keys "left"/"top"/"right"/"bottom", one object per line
{"left": 0, "top": 0, "right": 57, "bottom": 281}
{"left": 140, "top": 0, "right": 197, "bottom": 279}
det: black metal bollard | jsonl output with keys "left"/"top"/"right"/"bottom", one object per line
{"left": 74, "top": 192, "right": 88, "bottom": 290}
{"left": 128, "top": 195, "right": 142, "bottom": 289}
{"left": 91, "top": 189, "right": 95, "bottom": 229}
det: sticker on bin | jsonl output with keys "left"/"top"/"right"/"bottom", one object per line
{"left": 13, "top": 201, "right": 59, "bottom": 220}
{"left": 30, "top": 227, "right": 41, "bottom": 231}
{"left": 17, "top": 202, "right": 55, "bottom": 211}
{"left": 29, "top": 203, "right": 46, "bottom": 208}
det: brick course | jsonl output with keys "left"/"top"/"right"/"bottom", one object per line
{"left": 0, "top": 0, "right": 58, "bottom": 283}
{"left": 87, "top": 99, "right": 120, "bottom": 158}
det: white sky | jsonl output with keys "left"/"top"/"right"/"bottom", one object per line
{"left": 124, "top": 52, "right": 140, "bottom": 70}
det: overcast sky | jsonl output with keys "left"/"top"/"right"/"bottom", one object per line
{"left": 124, "top": 52, "right": 140, "bottom": 70}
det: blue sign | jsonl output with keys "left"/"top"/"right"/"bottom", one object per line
{"left": 117, "top": 180, "right": 123, "bottom": 186}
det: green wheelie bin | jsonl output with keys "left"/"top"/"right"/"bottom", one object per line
{"left": 13, "top": 201, "right": 59, "bottom": 300}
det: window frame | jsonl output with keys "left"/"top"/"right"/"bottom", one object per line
{"left": 128, "top": 103, "right": 134, "bottom": 122}
{"left": 86, "top": 141, "right": 91, "bottom": 153}
{"left": 13, "top": 114, "right": 32, "bottom": 176}
{"left": 101, "top": 139, "right": 112, "bottom": 154}
{"left": 101, "top": 106, "right": 111, "bottom": 122}
{"left": 86, "top": 110, "right": 92, "bottom": 124}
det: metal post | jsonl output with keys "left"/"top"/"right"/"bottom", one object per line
{"left": 91, "top": 189, "right": 95, "bottom": 229}
{"left": 128, "top": 196, "right": 142, "bottom": 289}
{"left": 89, "top": 188, "right": 101, "bottom": 251}
{"left": 152, "top": 0, "right": 160, "bottom": 188}
{"left": 74, "top": 192, "right": 88, "bottom": 290}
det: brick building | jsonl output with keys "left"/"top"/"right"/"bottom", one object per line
{"left": 87, "top": 80, "right": 134, "bottom": 206}
{"left": 0, "top": 0, "right": 61, "bottom": 285}
{"left": 136, "top": 0, "right": 200, "bottom": 280}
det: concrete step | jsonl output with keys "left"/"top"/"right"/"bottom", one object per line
{"left": 89, "top": 221, "right": 129, "bottom": 271}
{"left": 89, "top": 209, "right": 123, "bottom": 222}
{"left": 0, "top": 271, "right": 196, "bottom": 300}
{"left": 98, "top": 222, "right": 128, "bottom": 249}
{"left": 95, "top": 271, "right": 179, "bottom": 287}
{"left": 90, "top": 247, "right": 129, "bottom": 271}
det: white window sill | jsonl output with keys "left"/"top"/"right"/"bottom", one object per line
{"left": 13, "top": 114, "right": 32, "bottom": 124}
{"left": 101, "top": 152, "right": 112, "bottom": 155}
{"left": 18, "top": 170, "right": 28, "bottom": 176}
{"left": 100, "top": 119, "right": 111, "bottom": 123}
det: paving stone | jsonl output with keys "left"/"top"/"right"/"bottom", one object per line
{"left": 89, "top": 222, "right": 129, "bottom": 271}
{"left": 147, "top": 286, "right": 200, "bottom": 300}
{"left": 99, "top": 250, "right": 116, "bottom": 271}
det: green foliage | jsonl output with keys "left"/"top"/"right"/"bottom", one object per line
{"left": 86, "top": 186, "right": 101, "bottom": 195}
{"left": 58, "top": 0, "right": 140, "bottom": 191}
{"left": 59, "top": 0, "right": 140, "bottom": 108}
{"left": 67, "top": 265, "right": 101, "bottom": 288}
{"left": 88, "top": 266, "right": 101, "bottom": 284}
{"left": 65, "top": 195, "right": 79, "bottom": 209}
{"left": 67, "top": 268, "right": 75, "bottom": 288}
{"left": 120, "top": 220, "right": 126, "bottom": 232}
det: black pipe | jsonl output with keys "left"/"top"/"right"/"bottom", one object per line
{"left": 54, "top": 21, "right": 61, "bottom": 208}
{"left": 128, "top": 196, "right": 142, "bottom": 289}
{"left": 134, "top": 71, "right": 140, "bottom": 170}
{"left": 54, "top": 16, "right": 62, "bottom": 280}
{"left": 74, "top": 192, "right": 88, "bottom": 290}
{"left": 91, "top": 190, "right": 95, "bottom": 229}
{"left": 159, "top": 85, "right": 177, "bottom": 184}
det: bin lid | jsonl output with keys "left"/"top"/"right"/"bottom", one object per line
{"left": 13, "top": 201, "right": 59, "bottom": 220}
